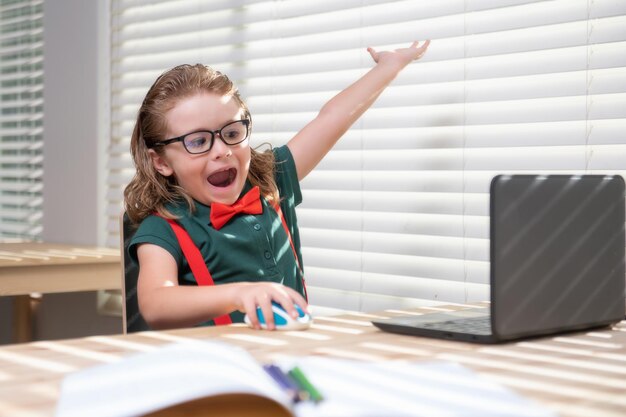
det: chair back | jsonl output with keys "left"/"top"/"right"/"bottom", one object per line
{"left": 120, "top": 212, "right": 150, "bottom": 333}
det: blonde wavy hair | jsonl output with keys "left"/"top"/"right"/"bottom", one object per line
{"left": 124, "top": 64, "right": 278, "bottom": 225}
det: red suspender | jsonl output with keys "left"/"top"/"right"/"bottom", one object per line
{"left": 271, "top": 202, "right": 308, "bottom": 301}
{"left": 160, "top": 198, "right": 308, "bottom": 326}
{"left": 163, "top": 218, "right": 232, "bottom": 326}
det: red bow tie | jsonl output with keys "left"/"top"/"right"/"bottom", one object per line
{"left": 210, "top": 186, "right": 263, "bottom": 230}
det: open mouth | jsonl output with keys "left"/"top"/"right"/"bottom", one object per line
{"left": 207, "top": 168, "right": 237, "bottom": 188}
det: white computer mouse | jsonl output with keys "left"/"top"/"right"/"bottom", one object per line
{"left": 244, "top": 302, "right": 312, "bottom": 330}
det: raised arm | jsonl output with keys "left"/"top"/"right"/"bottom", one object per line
{"left": 287, "top": 40, "right": 430, "bottom": 180}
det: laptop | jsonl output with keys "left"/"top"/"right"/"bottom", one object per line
{"left": 372, "top": 174, "right": 625, "bottom": 344}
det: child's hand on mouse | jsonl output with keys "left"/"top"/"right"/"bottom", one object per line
{"left": 367, "top": 40, "right": 430, "bottom": 70}
{"left": 236, "top": 282, "right": 308, "bottom": 330}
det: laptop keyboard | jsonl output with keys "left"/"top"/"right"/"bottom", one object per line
{"left": 420, "top": 316, "right": 492, "bottom": 334}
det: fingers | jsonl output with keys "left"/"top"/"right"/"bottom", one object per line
{"left": 274, "top": 288, "right": 308, "bottom": 321}
{"left": 416, "top": 39, "right": 431, "bottom": 53}
{"left": 367, "top": 40, "right": 430, "bottom": 65}
{"left": 289, "top": 291, "right": 309, "bottom": 317}
{"left": 244, "top": 292, "right": 276, "bottom": 330}
{"left": 409, "top": 40, "right": 430, "bottom": 49}
{"left": 408, "top": 40, "right": 430, "bottom": 60}
{"left": 241, "top": 283, "right": 309, "bottom": 331}
{"left": 242, "top": 297, "right": 262, "bottom": 330}
{"left": 258, "top": 299, "right": 276, "bottom": 330}
{"left": 262, "top": 286, "right": 307, "bottom": 329}
{"left": 367, "top": 46, "right": 379, "bottom": 63}
{"left": 241, "top": 289, "right": 275, "bottom": 330}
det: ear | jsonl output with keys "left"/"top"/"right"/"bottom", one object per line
{"left": 148, "top": 149, "right": 174, "bottom": 177}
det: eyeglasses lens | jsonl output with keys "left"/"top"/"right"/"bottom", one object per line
{"left": 182, "top": 120, "right": 248, "bottom": 154}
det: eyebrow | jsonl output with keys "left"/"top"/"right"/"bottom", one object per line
{"left": 170, "top": 116, "right": 245, "bottom": 137}
{"left": 170, "top": 117, "right": 248, "bottom": 140}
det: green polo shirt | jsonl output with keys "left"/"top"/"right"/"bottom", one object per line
{"left": 129, "top": 145, "right": 305, "bottom": 325}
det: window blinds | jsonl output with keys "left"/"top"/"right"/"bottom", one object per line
{"left": 108, "top": 0, "right": 626, "bottom": 312}
{"left": 0, "top": 0, "right": 43, "bottom": 240}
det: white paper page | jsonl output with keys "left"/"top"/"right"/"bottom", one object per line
{"left": 55, "top": 340, "right": 291, "bottom": 417}
{"left": 56, "top": 340, "right": 557, "bottom": 417}
{"left": 288, "top": 358, "right": 557, "bottom": 417}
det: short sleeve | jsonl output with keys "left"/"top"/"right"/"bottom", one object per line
{"left": 128, "top": 215, "right": 183, "bottom": 267}
{"left": 273, "top": 145, "right": 302, "bottom": 207}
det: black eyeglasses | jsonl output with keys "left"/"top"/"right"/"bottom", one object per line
{"left": 149, "top": 119, "right": 250, "bottom": 154}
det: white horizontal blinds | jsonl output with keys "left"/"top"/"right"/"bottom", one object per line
{"left": 108, "top": 0, "right": 626, "bottom": 312}
{"left": 107, "top": 0, "right": 396, "bottom": 242}
{"left": 0, "top": 0, "right": 44, "bottom": 239}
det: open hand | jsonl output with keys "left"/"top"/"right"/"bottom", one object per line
{"left": 367, "top": 40, "right": 430, "bottom": 68}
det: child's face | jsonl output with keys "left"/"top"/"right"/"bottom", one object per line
{"left": 149, "top": 92, "right": 251, "bottom": 206}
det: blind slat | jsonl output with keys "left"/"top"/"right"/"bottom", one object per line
{"left": 0, "top": 0, "right": 43, "bottom": 240}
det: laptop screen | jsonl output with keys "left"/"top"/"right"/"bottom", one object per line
{"left": 490, "top": 175, "right": 625, "bottom": 339}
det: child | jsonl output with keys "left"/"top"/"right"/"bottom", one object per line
{"left": 124, "top": 41, "right": 430, "bottom": 331}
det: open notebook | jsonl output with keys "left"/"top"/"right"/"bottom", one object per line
{"left": 373, "top": 175, "right": 625, "bottom": 344}
{"left": 55, "top": 340, "right": 556, "bottom": 417}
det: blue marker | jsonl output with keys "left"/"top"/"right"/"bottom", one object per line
{"left": 263, "top": 364, "right": 302, "bottom": 403}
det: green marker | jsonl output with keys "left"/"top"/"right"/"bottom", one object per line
{"left": 288, "top": 366, "right": 324, "bottom": 403}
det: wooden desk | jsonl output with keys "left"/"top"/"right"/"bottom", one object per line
{"left": 0, "top": 242, "right": 121, "bottom": 343}
{"left": 0, "top": 305, "right": 624, "bottom": 417}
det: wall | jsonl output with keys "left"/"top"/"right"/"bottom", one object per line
{"left": 36, "top": 0, "right": 120, "bottom": 340}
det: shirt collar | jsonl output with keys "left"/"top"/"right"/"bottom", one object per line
{"left": 166, "top": 181, "right": 255, "bottom": 221}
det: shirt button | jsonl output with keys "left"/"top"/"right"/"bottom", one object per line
{"left": 254, "top": 224, "right": 261, "bottom": 231}
{"left": 264, "top": 251, "right": 272, "bottom": 259}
